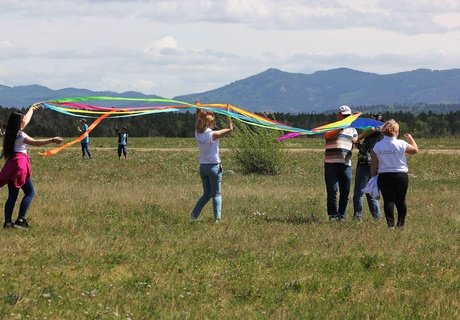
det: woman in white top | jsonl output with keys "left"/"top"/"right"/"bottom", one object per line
{"left": 371, "top": 119, "right": 418, "bottom": 228}
{"left": 0, "top": 105, "right": 63, "bottom": 229}
{"left": 191, "top": 106, "right": 233, "bottom": 222}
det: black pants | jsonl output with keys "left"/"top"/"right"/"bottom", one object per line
{"left": 377, "top": 172, "right": 409, "bottom": 227}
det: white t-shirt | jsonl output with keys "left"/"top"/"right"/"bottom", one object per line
{"left": 195, "top": 128, "right": 220, "bottom": 164}
{"left": 373, "top": 136, "right": 408, "bottom": 173}
{"left": 14, "top": 131, "right": 29, "bottom": 154}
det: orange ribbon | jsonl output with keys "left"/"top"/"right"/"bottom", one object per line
{"left": 40, "top": 111, "right": 114, "bottom": 157}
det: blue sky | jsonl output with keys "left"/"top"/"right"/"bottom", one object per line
{"left": 1, "top": 0, "right": 460, "bottom": 98}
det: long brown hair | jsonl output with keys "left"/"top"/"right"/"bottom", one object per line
{"left": 2, "top": 112, "right": 23, "bottom": 160}
{"left": 195, "top": 111, "right": 215, "bottom": 133}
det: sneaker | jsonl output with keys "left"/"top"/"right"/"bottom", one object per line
{"left": 329, "top": 216, "right": 339, "bottom": 222}
{"left": 3, "top": 222, "right": 14, "bottom": 229}
{"left": 14, "top": 218, "right": 29, "bottom": 229}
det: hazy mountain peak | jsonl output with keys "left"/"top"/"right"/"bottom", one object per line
{"left": 2, "top": 68, "right": 460, "bottom": 113}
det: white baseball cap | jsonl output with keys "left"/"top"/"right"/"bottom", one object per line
{"left": 338, "top": 105, "right": 351, "bottom": 115}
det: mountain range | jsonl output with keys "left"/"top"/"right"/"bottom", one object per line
{"left": 2, "top": 68, "right": 460, "bottom": 113}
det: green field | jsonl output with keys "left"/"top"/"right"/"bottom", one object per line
{"left": 0, "top": 137, "right": 459, "bottom": 319}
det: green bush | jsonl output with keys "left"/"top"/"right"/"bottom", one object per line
{"left": 231, "top": 122, "right": 286, "bottom": 175}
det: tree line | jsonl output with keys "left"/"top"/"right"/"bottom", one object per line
{"left": 1, "top": 106, "right": 459, "bottom": 138}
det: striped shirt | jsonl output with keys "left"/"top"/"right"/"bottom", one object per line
{"left": 324, "top": 127, "right": 358, "bottom": 166}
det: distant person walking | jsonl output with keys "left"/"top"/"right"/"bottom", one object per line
{"left": 371, "top": 119, "right": 418, "bottom": 228}
{"left": 352, "top": 113, "right": 384, "bottom": 221}
{"left": 0, "top": 105, "right": 63, "bottom": 229}
{"left": 323, "top": 105, "right": 358, "bottom": 222}
{"left": 78, "top": 119, "right": 92, "bottom": 159}
{"left": 115, "top": 127, "right": 128, "bottom": 160}
{"left": 191, "top": 106, "right": 233, "bottom": 222}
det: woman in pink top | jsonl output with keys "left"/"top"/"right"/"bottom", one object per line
{"left": 0, "top": 105, "right": 63, "bottom": 229}
{"left": 371, "top": 119, "right": 418, "bottom": 228}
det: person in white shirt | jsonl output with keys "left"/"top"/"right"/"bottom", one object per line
{"left": 371, "top": 119, "right": 418, "bottom": 228}
{"left": 191, "top": 106, "right": 233, "bottom": 222}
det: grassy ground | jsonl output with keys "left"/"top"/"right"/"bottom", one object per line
{"left": 0, "top": 137, "right": 459, "bottom": 319}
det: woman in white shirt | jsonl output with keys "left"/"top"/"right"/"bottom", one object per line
{"left": 371, "top": 119, "right": 418, "bottom": 228}
{"left": 0, "top": 105, "right": 63, "bottom": 229}
{"left": 191, "top": 107, "right": 233, "bottom": 222}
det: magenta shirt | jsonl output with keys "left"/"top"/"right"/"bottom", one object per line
{"left": 0, "top": 152, "right": 32, "bottom": 188}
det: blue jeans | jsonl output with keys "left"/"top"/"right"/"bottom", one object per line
{"left": 353, "top": 164, "right": 381, "bottom": 219}
{"left": 81, "top": 142, "right": 92, "bottom": 158}
{"left": 324, "top": 163, "right": 352, "bottom": 219}
{"left": 4, "top": 177, "right": 35, "bottom": 223}
{"left": 192, "top": 163, "right": 222, "bottom": 220}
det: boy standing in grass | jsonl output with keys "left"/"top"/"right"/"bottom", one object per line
{"left": 115, "top": 127, "right": 128, "bottom": 160}
{"left": 78, "top": 119, "right": 92, "bottom": 159}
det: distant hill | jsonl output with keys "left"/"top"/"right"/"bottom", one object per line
{"left": 0, "top": 85, "right": 162, "bottom": 108}
{"left": 175, "top": 68, "right": 460, "bottom": 113}
{"left": 2, "top": 68, "right": 460, "bottom": 113}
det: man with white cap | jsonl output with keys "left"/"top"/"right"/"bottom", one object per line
{"left": 323, "top": 105, "right": 358, "bottom": 221}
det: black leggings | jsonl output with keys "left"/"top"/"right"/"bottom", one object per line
{"left": 377, "top": 173, "right": 409, "bottom": 228}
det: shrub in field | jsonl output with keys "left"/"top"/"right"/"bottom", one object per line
{"left": 231, "top": 122, "right": 286, "bottom": 175}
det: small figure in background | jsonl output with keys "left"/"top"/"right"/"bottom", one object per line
{"left": 115, "top": 126, "right": 128, "bottom": 160}
{"left": 78, "top": 119, "right": 92, "bottom": 159}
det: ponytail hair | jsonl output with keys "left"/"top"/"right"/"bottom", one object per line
{"left": 195, "top": 111, "right": 215, "bottom": 133}
{"left": 381, "top": 119, "right": 399, "bottom": 137}
{"left": 2, "top": 112, "right": 23, "bottom": 160}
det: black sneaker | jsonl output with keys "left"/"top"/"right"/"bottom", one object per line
{"left": 14, "top": 218, "right": 29, "bottom": 229}
{"left": 3, "top": 222, "right": 15, "bottom": 229}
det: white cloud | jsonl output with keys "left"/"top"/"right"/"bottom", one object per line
{"left": 0, "top": 40, "right": 13, "bottom": 49}
{"left": 0, "top": 0, "right": 459, "bottom": 97}
{"left": 433, "top": 13, "right": 460, "bottom": 30}
{"left": 144, "top": 36, "right": 179, "bottom": 55}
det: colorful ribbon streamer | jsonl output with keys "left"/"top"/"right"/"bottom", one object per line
{"left": 39, "top": 111, "right": 115, "bottom": 156}
{"left": 36, "top": 96, "right": 383, "bottom": 156}
{"left": 277, "top": 113, "right": 384, "bottom": 140}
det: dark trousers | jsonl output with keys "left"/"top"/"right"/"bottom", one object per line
{"left": 377, "top": 172, "right": 409, "bottom": 227}
{"left": 324, "top": 163, "right": 352, "bottom": 219}
{"left": 81, "top": 142, "right": 92, "bottom": 158}
{"left": 118, "top": 144, "right": 127, "bottom": 158}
